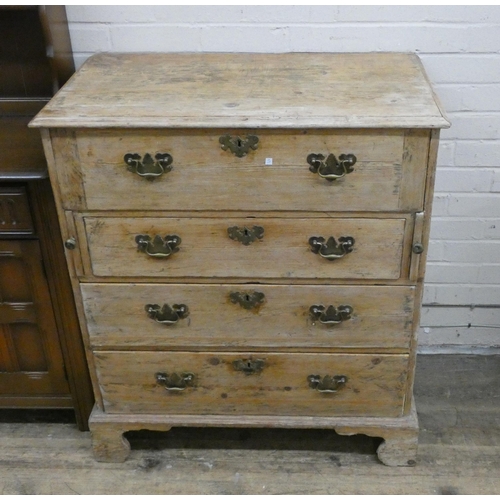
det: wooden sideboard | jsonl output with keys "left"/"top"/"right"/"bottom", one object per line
{"left": 0, "top": 6, "right": 93, "bottom": 430}
{"left": 31, "top": 52, "right": 449, "bottom": 462}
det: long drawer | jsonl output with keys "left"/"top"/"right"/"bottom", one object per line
{"left": 94, "top": 351, "right": 408, "bottom": 417}
{"left": 82, "top": 216, "right": 408, "bottom": 280}
{"left": 52, "top": 128, "right": 428, "bottom": 212}
{"left": 82, "top": 283, "right": 415, "bottom": 350}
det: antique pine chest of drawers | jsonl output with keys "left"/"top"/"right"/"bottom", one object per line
{"left": 31, "top": 53, "right": 449, "bottom": 465}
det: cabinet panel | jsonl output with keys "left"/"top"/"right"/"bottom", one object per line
{"left": 0, "top": 239, "right": 69, "bottom": 396}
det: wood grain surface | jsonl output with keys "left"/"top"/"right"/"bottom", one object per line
{"left": 82, "top": 216, "right": 407, "bottom": 280}
{"left": 82, "top": 283, "right": 415, "bottom": 350}
{"left": 93, "top": 351, "right": 408, "bottom": 417}
{"left": 29, "top": 53, "right": 450, "bottom": 129}
{"left": 71, "top": 128, "right": 413, "bottom": 212}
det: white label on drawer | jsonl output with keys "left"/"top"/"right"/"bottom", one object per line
{"left": 265, "top": 158, "right": 273, "bottom": 165}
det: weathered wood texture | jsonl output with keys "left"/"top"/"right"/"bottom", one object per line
{"left": 93, "top": 351, "right": 408, "bottom": 417}
{"left": 82, "top": 216, "right": 408, "bottom": 280}
{"left": 82, "top": 283, "right": 415, "bottom": 350}
{"left": 29, "top": 53, "right": 450, "bottom": 129}
{"left": 0, "top": 355, "right": 497, "bottom": 494}
{"left": 54, "top": 128, "right": 426, "bottom": 213}
{"left": 30, "top": 53, "right": 448, "bottom": 463}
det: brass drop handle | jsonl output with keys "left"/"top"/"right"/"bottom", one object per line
{"left": 135, "top": 234, "right": 181, "bottom": 258}
{"left": 308, "top": 375, "right": 348, "bottom": 393}
{"left": 155, "top": 372, "right": 195, "bottom": 391}
{"left": 124, "top": 152, "right": 173, "bottom": 180}
{"left": 307, "top": 153, "right": 356, "bottom": 181}
{"left": 309, "top": 304, "right": 353, "bottom": 325}
{"left": 309, "top": 236, "right": 355, "bottom": 260}
{"left": 232, "top": 358, "right": 265, "bottom": 375}
{"left": 219, "top": 134, "right": 259, "bottom": 157}
{"left": 145, "top": 303, "right": 189, "bottom": 325}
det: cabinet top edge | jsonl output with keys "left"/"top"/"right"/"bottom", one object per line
{"left": 30, "top": 52, "right": 451, "bottom": 130}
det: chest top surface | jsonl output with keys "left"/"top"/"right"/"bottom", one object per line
{"left": 30, "top": 52, "right": 449, "bottom": 130}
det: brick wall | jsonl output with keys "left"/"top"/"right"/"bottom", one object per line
{"left": 65, "top": 6, "right": 500, "bottom": 353}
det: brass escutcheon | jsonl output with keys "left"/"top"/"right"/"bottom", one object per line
{"left": 219, "top": 135, "right": 259, "bottom": 157}
{"left": 307, "top": 153, "right": 356, "bottom": 181}
{"left": 229, "top": 291, "right": 266, "bottom": 310}
{"left": 232, "top": 358, "right": 265, "bottom": 375}
{"left": 227, "top": 225, "right": 264, "bottom": 245}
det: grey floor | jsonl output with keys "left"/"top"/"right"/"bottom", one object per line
{"left": 0, "top": 354, "right": 499, "bottom": 494}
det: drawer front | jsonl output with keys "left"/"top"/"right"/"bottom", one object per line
{"left": 94, "top": 351, "right": 408, "bottom": 417}
{"left": 82, "top": 283, "right": 415, "bottom": 350}
{"left": 83, "top": 216, "right": 407, "bottom": 280}
{"left": 58, "top": 129, "right": 427, "bottom": 212}
{"left": 0, "top": 187, "right": 34, "bottom": 234}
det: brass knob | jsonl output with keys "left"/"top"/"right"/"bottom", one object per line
{"left": 64, "top": 237, "right": 76, "bottom": 250}
{"left": 412, "top": 243, "right": 424, "bottom": 254}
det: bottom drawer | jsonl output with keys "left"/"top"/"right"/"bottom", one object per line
{"left": 94, "top": 351, "right": 408, "bottom": 417}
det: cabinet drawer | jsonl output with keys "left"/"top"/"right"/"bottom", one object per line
{"left": 55, "top": 128, "right": 428, "bottom": 212}
{"left": 94, "top": 351, "right": 408, "bottom": 417}
{"left": 0, "top": 187, "right": 34, "bottom": 235}
{"left": 82, "top": 216, "right": 408, "bottom": 280}
{"left": 82, "top": 283, "right": 415, "bottom": 350}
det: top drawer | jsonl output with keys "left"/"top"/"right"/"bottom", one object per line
{"left": 49, "top": 128, "right": 429, "bottom": 213}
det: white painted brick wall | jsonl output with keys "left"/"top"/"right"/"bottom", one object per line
{"left": 65, "top": 6, "right": 500, "bottom": 353}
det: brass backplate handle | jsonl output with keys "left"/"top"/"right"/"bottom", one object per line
{"left": 227, "top": 225, "right": 264, "bottom": 245}
{"left": 219, "top": 135, "right": 259, "bottom": 157}
{"left": 309, "top": 304, "right": 353, "bottom": 325}
{"left": 124, "top": 152, "right": 173, "bottom": 180}
{"left": 135, "top": 234, "right": 181, "bottom": 258}
{"left": 232, "top": 358, "right": 265, "bottom": 375}
{"left": 308, "top": 374, "right": 348, "bottom": 393}
{"left": 307, "top": 153, "right": 356, "bottom": 181}
{"left": 156, "top": 372, "right": 195, "bottom": 391}
{"left": 308, "top": 236, "right": 355, "bottom": 260}
{"left": 145, "top": 303, "right": 189, "bottom": 325}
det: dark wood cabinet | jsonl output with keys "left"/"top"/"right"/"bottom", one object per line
{"left": 0, "top": 6, "right": 93, "bottom": 430}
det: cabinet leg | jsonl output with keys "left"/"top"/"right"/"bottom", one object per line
{"left": 335, "top": 400, "right": 419, "bottom": 466}
{"left": 376, "top": 430, "right": 418, "bottom": 467}
{"left": 90, "top": 424, "right": 131, "bottom": 463}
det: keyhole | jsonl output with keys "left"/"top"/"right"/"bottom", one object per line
{"left": 246, "top": 361, "right": 252, "bottom": 368}
{"left": 237, "top": 138, "right": 243, "bottom": 148}
{"left": 245, "top": 294, "right": 250, "bottom": 302}
{"left": 244, "top": 228, "right": 249, "bottom": 236}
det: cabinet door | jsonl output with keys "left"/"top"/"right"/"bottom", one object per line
{"left": 0, "top": 239, "right": 70, "bottom": 398}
